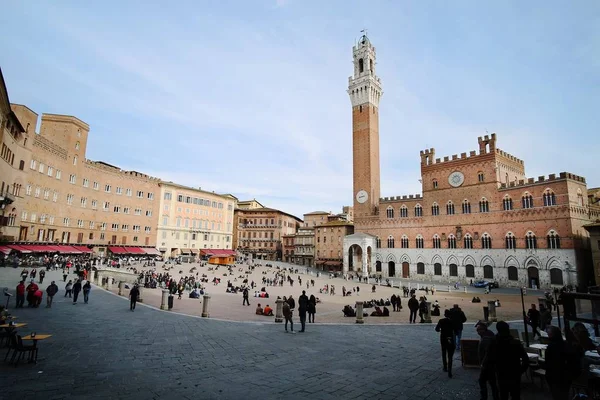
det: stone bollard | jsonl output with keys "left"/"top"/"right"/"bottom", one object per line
{"left": 202, "top": 295, "right": 211, "bottom": 318}
{"left": 118, "top": 281, "right": 125, "bottom": 296}
{"left": 89, "top": 270, "right": 95, "bottom": 283}
{"left": 275, "top": 299, "right": 284, "bottom": 323}
{"left": 447, "top": 285, "right": 451, "bottom": 292}
{"left": 137, "top": 286, "right": 144, "bottom": 303}
{"left": 464, "top": 286, "right": 467, "bottom": 293}
{"left": 106, "top": 277, "right": 112, "bottom": 291}
{"left": 355, "top": 301, "right": 365, "bottom": 324}
{"left": 97, "top": 273, "right": 103, "bottom": 287}
{"left": 160, "top": 289, "right": 170, "bottom": 310}
{"left": 487, "top": 300, "right": 497, "bottom": 322}
{"left": 423, "top": 301, "right": 432, "bottom": 323}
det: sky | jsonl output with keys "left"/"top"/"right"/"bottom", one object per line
{"left": 1, "top": 1, "right": 598, "bottom": 219}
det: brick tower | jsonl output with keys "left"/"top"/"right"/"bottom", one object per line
{"left": 348, "top": 34, "right": 383, "bottom": 219}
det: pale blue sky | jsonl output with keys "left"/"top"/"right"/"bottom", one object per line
{"left": 1, "top": 1, "right": 598, "bottom": 218}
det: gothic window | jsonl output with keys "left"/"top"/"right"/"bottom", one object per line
{"left": 479, "top": 198, "right": 490, "bottom": 213}
{"left": 401, "top": 235, "right": 409, "bottom": 249}
{"left": 526, "top": 231, "right": 537, "bottom": 249}
{"left": 481, "top": 233, "right": 492, "bottom": 249}
{"left": 522, "top": 193, "right": 534, "bottom": 209}
{"left": 414, "top": 204, "right": 423, "bottom": 217}
{"left": 434, "top": 263, "right": 442, "bottom": 275}
{"left": 431, "top": 203, "right": 440, "bottom": 216}
{"left": 446, "top": 201, "right": 455, "bottom": 215}
{"left": 376, "top": 237, "right": 381, "bottom": 248}
{"left": 386, "top": 206, "right": 394, "bottom": 219}
{"left": 550, "top": 268, "right": 563, "bottom": 285}
{"left": 483, "top": 265, "right": 494, "bottom": 279}
{"left": 464, "top": 234, "right": 473, "bottom": 249}
{"left": 503, "top": 196, "right": 513, "bottom": 211}
{"left": 505, "top": 232, "right": 516, "bottom": 249}
{"left": 547, "top": 230, "right": 561, "bottom": 249}
{"left": 449, "top": 264, "right": 458, "bottom": 277}
{"left": 432, "top": 235, "right": 441, "bottom": 249}
{"left": 370, "top": 59, "right": 373, "bottom": 72}
{"left": 432, "top": 179, "right": 438, "bottom": 189}
{"left": 543, "top": 190, "right": 556, "bottom": 206}
{"left": 387, "top": 236, "right": 395, "bottom": 248}
{"left": 462, "top": 200, "right": 471, "bottom": 214}
{"left": 478, "top": 172, "right": 485, "bottom": 182}
{"left": 359, "top": 58, "right": 364, "bottom": 73}
{"left": 399, "top": 205, "right": 408, "bottom": 218}
{"left": 447, "top": 234, "right": 457, "bottom": 249}
{"left": 415, "top": 235, "right": 424, "bottom": 249}
{"left": 507, "top": 266, "right": 518, "bottom": 281}
{"left": 465, "top": 264, "right": 475, "bottom": 278}
{"left": 417, "top": 262, "right": 425, "bottom": 274}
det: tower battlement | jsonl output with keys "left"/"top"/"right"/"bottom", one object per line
{"left": 498, "top": 172, "right": 586, "bottom": 189}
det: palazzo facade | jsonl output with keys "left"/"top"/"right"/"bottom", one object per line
{"left": 343, "top": 35, "right": 599, "bottom": 289}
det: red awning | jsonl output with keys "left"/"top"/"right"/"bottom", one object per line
{"left": 122, "top": 247, "right": 145, "bottom": 254}
{"left": 0, "top": 246, "right": 12, "bottom": 255}
{"left": 60, "top": 245, "right": 83, "bottom": 254}
{"left": 142, "top": 248, "right": 161, "bottom": 255}
{"left": 108, "top": 246, "right": 127, "bottom": 254}
{"left": 190, "top": 249, "right": 198, "bottom": 254}
{"left": 71, "top": 245, "right": 93, "bottom": 253}
{"left": 7, "top": 245, "right": 32, "bottom": 253}
{"left": 200, "top": 249, "right": 236, "bottom": 257}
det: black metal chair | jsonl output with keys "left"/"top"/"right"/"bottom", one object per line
{"left": 7, "top": 334, "right": 36, "bottom": 367}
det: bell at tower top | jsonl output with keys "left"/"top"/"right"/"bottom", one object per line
{"left": 348, "top": 32, "right": 383, "bottom": 108}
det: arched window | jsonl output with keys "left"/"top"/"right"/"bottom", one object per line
{"left": 547, "top": 230, "right": 561, "bottom": 249}
{"left": 73, "top": 156, "right": 78, "bottom": 166}
{"left": 417, "top": 262, "right": 425, "bottom": 274}
{"left": 464, "top": 234, "right": 473, "bottom": 249}
{"left": 358, "top": 58, "right": 364, "bottom": 73}
{"left": 447, "top": 234, "right": 456, "bottom": 249}
{"left": 376, "top": 237, "right": 381, "bottom": 248}
{"left": 401, "top": 235, "right": 409, "bottom": 248}
{"left": 543, "top": 190, "right": 556, "bottom": 206}
{"left": 479, "top": 197, "right": 489, "bottom": 213}
{"left": 507, "top": 266, "right": 518, "bottom": 281}
{"left": 478, "top": 172, "right": 485, "bottom": 182}
{"left": 387, "top": 236, "right": 395, "bottom": 248}
{"left": 75, "top": 141, "right": 80, "bottom": 150}
{"left": 369, "top": 59, "right": 373, "bottom": 72}
{"left": 465, "top": 264, "right": 475, "bottom": 278}
{"left": 431, "top": 202, "right": 440, "bottom": 216}
{"left": 462, "top": 199, "right": 471, "bottom": 214}
{"left": 577, "top": 189, "right": 584, "bottom": 206}
{"left": 415, "top": 235, "right": 424, "bottom": 249}
{"left": 526, "top": 231, "right": 537, "bottom": 249}
{"left": 550, "top": 268, "right": 564, "bottom": 285}
{"left": 434, "top": 263, "right": 442, "bottom": 275}
{"left": 386, "top": 206, "right": 394, "bottom": 219}
{"left": 432, "top": 179, "right": 438, "bottom": 189}
{"left": 446, "top": 201, "right": 455, "bottom": 215}
{"left": 503, "top": 195, "right": 513, "bottom": 211}
{"left": 432, "top": 234, "right": 441, "bottom": 249}
{"left": 399, "top": 205, "right": 408, "bottom": 218}
{"left": 414, "top": 204, "right": 423, "bottom": 217}
{"left": 481, "top": 233, "right": 492, "bottom": 249}
{"left": 375, "top": 261, "right": 382, "bottom": 272}
{"left": 449, "top": 264, "right": 458, "bottom": 277}
{"left": 522, "top": 193, "right": 534, "bottom": 209}
{"left": 505, "top": 232, "right": 516, "bottom": 249}
{"left": 483, "top": 265, "right": 494, "bottom": 279}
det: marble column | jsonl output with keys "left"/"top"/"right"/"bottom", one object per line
{"left": 355, "top": 301, "right": 364, "bottom": 324}
{"left": 118, "top": 281, "right": 125, "bottom": 296}
{"left": 202, "top": 295, "right": 211, "bottom": 318}
{"left": 275, "top": 299, "right": 283, "bottom": 323}
{"left": 160, "top": 289, "right": 169, "bottom": 310}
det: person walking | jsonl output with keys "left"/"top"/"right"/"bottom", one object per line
{"left": 83, "top": 281, "right": 91, "bottom": 304}
{"left": 298, "top": 290, "right": 309, "bottom": 332}
{"left": 545, "top": 325, "right": 581, "bottom": 400}
{"left": 484, "top": 321, "right": 529, "bottom": 399}
{"left": 476, "top": 322, "right": 499, "bottom": 400}
{"left": 450, "top": 304, "right": 467, "bottom": 350}
{"left": 129, "top": 284, "right": 140, "bottom": 311}
{"left": 39, "top": 269, "right": 46, "bottom": 284}
{"left": 45, "top": 281, "right": 58, "bottom": 308}
{"left": 15, "top": 281, "right": 25, "bottom": 308}
{"left": 72, "top": 279, "right": 82, "bottom": 304}
{"left": 242, "top": 287, "right": 250, "bottom": 306}
{"left": 408, "top": 294, "right": 419, "bottom": 324}
{"left": 282, "top": 296, "right": 295, "bottom": 333}
{"left": 435, "top": 310, "right": 456, "bottom": 378}
{"left": 527, "top": 304, "right": 541, "bottom": 339}
{"left": 63, "top": 269, "right": 68, "bottom": 282}
{"left": 64, "top": 280, "right": 73, "bottom": 298}
{"left": 308, "top": 294, "right": 316, "bottom": 323}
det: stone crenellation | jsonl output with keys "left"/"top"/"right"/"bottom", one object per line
{"left": 499, "top": 172, "right": 586, "bottom": 189}
{"left": 380, "top": 194, "right": 422, "bottom": 202}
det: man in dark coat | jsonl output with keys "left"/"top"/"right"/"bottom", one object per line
{"left": 435, "top": 309, "right": 456, "bottom": 378}
{"left": 545, "top": 325, "right": 581, "bottom": 399}
{"left": 449, "top": 304, "right": 467, "bottom": 350}
{"left": 476, "top": 322, "right": 499, "bottom": 400}
{"left": 45, "top": 281, "right": 58, "bottom": 308}
{"left": 129, "top": 284, "right": 140, "bottom": 311}
{"left": 287, "top": 295, "right": 296, "bottom": 311}
{"left": 484, "top": 321, "right": 529, "bottom": 399}
{"left": 527, "top": 304, "right": 541, "bottom": 339}
{"left": 408, "top": 294, "right": 419, "bottom": 324}
{"left": 242, "top": 287, "right": 250, "bottom": 306}
{"left": 391, "top": 294, "right": 397, "bottom": 312}
{"left": 72, "top": 279, "right": 82, "bottom": 304}
{"left": 298, "top": 290, "right": 309, "bottom": 332}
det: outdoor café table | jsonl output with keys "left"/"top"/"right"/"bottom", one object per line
{"left": 21, "top": 334, "right": 52, "bottom": 364}
{"left": 0, "top": 322, "right": 27, "bottom": 332}
{"left": 527, "top": 353, "right": 540, "bottom": 362}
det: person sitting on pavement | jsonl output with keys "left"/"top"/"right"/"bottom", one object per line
{"left": 263, "top": 304, "right": 274, "bottom": 316}
{"left": 255, "top": 303, "right": 263, "bottom": 315}
{"left": 370, "top": 306, "right": 383, "bottom": 317}
{"left": 382, "top": 306, "right": 390, "bottom": 317}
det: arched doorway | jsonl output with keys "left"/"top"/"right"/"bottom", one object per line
{"left": 528, "top": 267, "right": 540, "bottom": 289}
{"left": 388, "top": 261, "right": 396, "bottom": 277}
{"left": 375, "top": 260, "right": 382, "bottom": 272}
{"left": 402, "top": 262, "right": 409, "bottom": 278}
{"left": 348, "top": 244, "right": 363, "bottom": 273}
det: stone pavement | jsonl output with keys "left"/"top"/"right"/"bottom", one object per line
{"left": 0, "top": 269, "right": 550, "bottom": 400}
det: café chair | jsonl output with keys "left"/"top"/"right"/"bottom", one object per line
{"left": 7, "top": 334, "right": 36, "bottom": 367}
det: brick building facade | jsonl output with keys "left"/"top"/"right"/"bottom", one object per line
{"left": 343, "top": 35, "right": 599, "bottom": 289}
